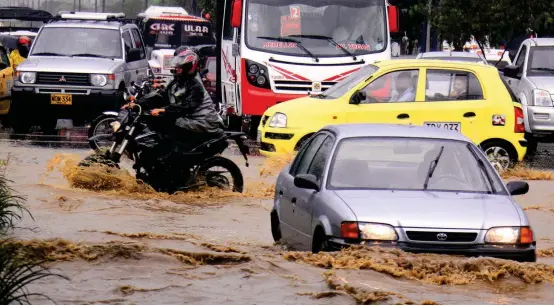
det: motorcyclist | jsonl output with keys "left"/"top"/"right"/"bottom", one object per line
{"left": 148, "top": 48, "right": 223, "bottom": 149}
{"left": 9, "top": 36, "right": 31, "bottom": 71}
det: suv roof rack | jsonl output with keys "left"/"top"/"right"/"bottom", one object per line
{"left": 55, "top": 11, "right": 126, "bottom": 21}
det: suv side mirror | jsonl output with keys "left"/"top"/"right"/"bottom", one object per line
{"left": 294, "top": 174, "right": 320, "bottom": 191}
{"left": 506, "top": 181, "right": 529, "bottom": 196}
{"left": 503, "top": 64, "right": 521, "bottom": 79}
{"left": 127, "top": 48, "right": 141, "bottom": 62}
{"left": 349, "top": 90, "right": 367, "bottom": 105}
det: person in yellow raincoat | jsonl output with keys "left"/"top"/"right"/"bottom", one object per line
{"left": 9, "top": 36, "right": 31, "bottom": 71}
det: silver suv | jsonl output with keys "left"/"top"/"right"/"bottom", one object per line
{"left": 10, "top": 12, "right": 150, "bottom": 135}
{"left": 503, "top": 38, "right": 554, "bottom": 156}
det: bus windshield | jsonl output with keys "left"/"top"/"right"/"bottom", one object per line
{"left": 142, "top": 19, "right": 215, "bottom": 49}
{"left": 245, "top": 0, "right": 387, "bottom": 57}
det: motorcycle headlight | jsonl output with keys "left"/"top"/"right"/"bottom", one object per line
{"left": 90, "top": 74, "right": 108, "bottom": 87}
{"left": 19, "top": 72, "right": 36, "bottom": 84}
{"left": 359, "top": 223, "right": 398, "bottom": 241}
{"left": 268, "top": 112, "right": 287, "bottom": 128}
{"left": 485, "top": 226, "right": 534, "bottom": 244}
{"left": 110, "top": 121, "right": 121, "bottom": 132}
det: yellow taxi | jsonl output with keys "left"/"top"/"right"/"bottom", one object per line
{"left": 258, "top": 59, "right": 527, "bottom": 170}
{"left": 0, "top": 43, "right": 13, "bottom": 116}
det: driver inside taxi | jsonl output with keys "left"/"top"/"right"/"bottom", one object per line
{"left": 365, "top": 71, "right": 416, "bottom": 103}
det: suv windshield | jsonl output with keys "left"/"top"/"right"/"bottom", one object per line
{"left": 527, "top": 46, "right": 554, "bottom": 76}
{"left": 142, "top": 19, "right": 215, "bottom": 49}
{"left": 317, "top": 64, "right": 378, "bottom": 99}
{"left": 246, "top": 0, "right": 387, "bottom": 57}
{"left": 31, "top": 27, "right": 122, "bottom": 58}
{"left": 328, "top": 137, "right": 505, "bottom": 194}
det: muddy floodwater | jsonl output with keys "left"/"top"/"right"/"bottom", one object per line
{"left": 3, "top": 140, "right": 554, "bottom": 304}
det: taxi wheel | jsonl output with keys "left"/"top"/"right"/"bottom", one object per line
{"left": 481, "top": 140, "right": 516, "bottom": 171}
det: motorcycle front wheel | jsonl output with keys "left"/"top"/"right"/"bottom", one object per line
{"left": 88, "top": 114, "right": 117, "bottom": 152}
{"left": 195, "top": 156, "right": 244, "bottom": 193}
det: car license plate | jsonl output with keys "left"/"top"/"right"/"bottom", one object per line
{"left": 424, "top": 122, "right": 461, "bottom": 132}
{"left": 51, "top": 94, "right": 72, "bottom": 105}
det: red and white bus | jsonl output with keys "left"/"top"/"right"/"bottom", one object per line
{"left": 218, "top": 0, "right": 399, "bottom": 135}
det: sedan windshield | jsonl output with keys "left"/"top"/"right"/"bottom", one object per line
{"left": 328, "top": 137, "right": 506, "bottom": 194}
{"left": 246, "top": 0, "right": 387, "bottom": 57}
{"left": 527, "top": 46, "right": 554, "bottom": 76}
{"left": 316, "top": 64, "right": 378, "bottom": 99}
{"left": 31, "top": 28, "right": 122, "bottom": 58}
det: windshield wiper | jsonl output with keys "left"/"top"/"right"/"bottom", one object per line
{"left": 257, "top": 36, "right": 319, "bottom": 62}
{"left": 287, "top": 34, "right": 357, "bottom": 61}
{"left": 423, "top": 146, "right": 444, "bottom": 190}
{"left": 32, "top": 52, "right": 66, "bottom": 56}
{"left": 530, "top": 67, "right": 554, "bottom": 74}
{"left": 70, "top": 53, "right": 112, "bottom": 59}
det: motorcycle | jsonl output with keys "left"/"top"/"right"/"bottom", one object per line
{"left": 80, "top": 100, "right": 250, "bottom": 194}
{"left": 88, "top": 79, "right": 154, "bottom": 151}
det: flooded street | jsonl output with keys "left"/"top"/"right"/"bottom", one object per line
{"left": 3, "top": 139, "right": 554, "bottom": 304}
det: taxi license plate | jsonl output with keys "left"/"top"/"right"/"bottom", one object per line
{"left": 51, "top": 94, "right": 72, "bottom": 105}
{"left": 424, "top": 122, "right": 461, "bottom": 132}
{"left": 257, "top": 131, "right": 262, "bottom": 143}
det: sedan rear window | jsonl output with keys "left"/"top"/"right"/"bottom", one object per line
{"left": 327, "top": 137, "right": 505, "bottom": 194}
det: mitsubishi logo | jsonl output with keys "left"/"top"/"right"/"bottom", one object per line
{"left": 59, "top": 75, "right": 66, "bottom": 82}
{"left": 436, "top": 233, "right": 448, "bottom": 241}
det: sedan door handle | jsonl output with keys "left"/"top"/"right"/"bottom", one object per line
{"left": 397, "top": 113, "right": 410, "bottom": 119}
{"left": 464, "top": 112, "right": 476, "bottom": 118}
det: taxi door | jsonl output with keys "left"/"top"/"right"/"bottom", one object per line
{"left": 0, "top": 45, "right": 13, "bottom": 115}
{"left": 418, "top": 68, "right": 489, "bottom": 144}
{"left": 345, "top": 68, "right": 426, "bottom": 125}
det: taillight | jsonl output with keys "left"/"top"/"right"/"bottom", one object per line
{"left": 514, "top": 106, "right": 525, "bottom": 133}
{"left": 340, "top": 221, "right": 359, "bottom": 239}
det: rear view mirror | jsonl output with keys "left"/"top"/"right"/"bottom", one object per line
{"left": 506, "top": 180, "right": 529, "bottom": 196}
{"left": 503, "top": 65, "right": 520, "bottom": 79}
{"left": 294, "top": 174, "right": 320, "bottom": 191}
{"left": 231, "top": 0, "right": 242, "bottom": 28}
{"left": 349, "top": 90, "right": 366, "bottom": 105}
{"left": 388, "top": 6, "right": 399, "bottom": 33}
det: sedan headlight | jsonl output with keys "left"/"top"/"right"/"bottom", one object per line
{"left": 90, "top": 74, "right": 108, "bottom": 87}
{"left": 110, "top": 121, "right": 121, "bottom": 132}
{"left": 533, "top": 89, "right": 553, "bottom": 107}
{"left": 19, "top": 72, "right": 36, "bottom": 84}
{"left": 268, "top": 112, "right": 287, "bottom": 128}
{"left": 485, "top": 226, "right": 534, "bottom": 244}
{"left": 359, "top": 223, "right": 398, "bottom": 241}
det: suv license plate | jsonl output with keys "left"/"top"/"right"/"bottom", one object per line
{"left": 424, "top": 122, "right": 461, "bottom": 132}
{"left": 51, "top": 94, "right": 72, "bottom": 105}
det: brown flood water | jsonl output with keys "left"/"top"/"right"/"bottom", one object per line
{"left": 2, "top": 142, "right": 554, "bottom": 304}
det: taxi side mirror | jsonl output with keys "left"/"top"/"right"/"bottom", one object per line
{"left": 349, "top": 90, "right": 366, "bottom": 105}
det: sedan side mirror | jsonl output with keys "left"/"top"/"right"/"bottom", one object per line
{"left": 506, "top": 180, "right": 529, "bottom": 196}
{"left": 503, "top": 65, "right": 521, "bottom": 79}
{"left": 294, "top": 174, "right": 320, "bottom": 191}
{"left": 349, "top": 90, "right": 366, "bottom": 105}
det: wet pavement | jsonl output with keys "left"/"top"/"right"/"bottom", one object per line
{"left": 2, "top": 138, "right": 554, "bottom": 304}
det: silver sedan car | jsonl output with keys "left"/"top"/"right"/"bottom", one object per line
{"left": 270, "top": 124, "right": 536, "bottom": 262}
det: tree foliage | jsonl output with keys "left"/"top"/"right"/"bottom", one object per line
{"left": 411, "top": 0, "right": 554, "bottom": 47}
